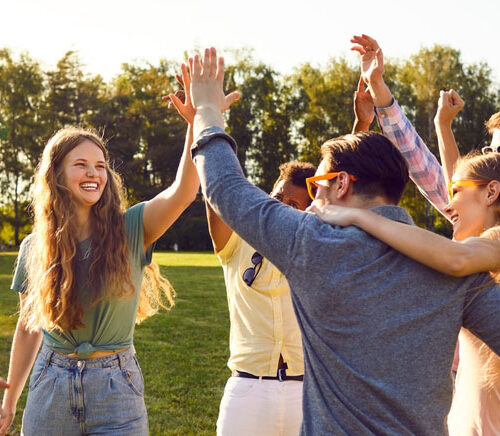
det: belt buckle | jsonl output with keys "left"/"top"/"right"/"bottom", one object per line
{"left": 278, "top": 368, "right": 286, "bottom": 382}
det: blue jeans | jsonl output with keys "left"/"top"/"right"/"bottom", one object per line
{"left": 21, "top": 344, "right": 148, "bottom": 436}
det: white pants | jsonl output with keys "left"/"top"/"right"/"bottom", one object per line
{"left": 216, "top": 376, "right": 303, "bottom": 436}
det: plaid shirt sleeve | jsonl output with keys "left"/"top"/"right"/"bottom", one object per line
{"left": 375, "top": 99, "right": 450, "bottom": 216}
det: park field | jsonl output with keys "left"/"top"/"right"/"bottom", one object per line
{"left": 0, "top": 251, "right": 230, "bottom": 435}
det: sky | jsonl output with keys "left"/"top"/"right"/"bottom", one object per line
{"left": 2, "top": 0, "right": 499, "bottom": 86}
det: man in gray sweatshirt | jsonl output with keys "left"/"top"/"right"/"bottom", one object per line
{"left": 188, "top": 48, "right": 500, "bottom": 435}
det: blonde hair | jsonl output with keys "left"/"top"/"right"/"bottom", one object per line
{"left": 456, "top": 154, "right": 500, "bottom": 389}
{"left": 21, "top": 127, "right": 175, "bottom": 332}
{"left": 477, "top": 227, "right": 500, "bottom": 389}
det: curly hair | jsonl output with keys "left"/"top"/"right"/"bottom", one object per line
{"left": 22, "top": 127, "right": 175, "bottom": 332}
{"left": 272, "top": 161, "right": 316, "bottom": 191}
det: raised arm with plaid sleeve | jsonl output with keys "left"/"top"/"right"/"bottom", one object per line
{"left": 375, "top": 99, "right": 450, "bottom": 217}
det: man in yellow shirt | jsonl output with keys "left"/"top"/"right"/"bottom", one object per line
{"left": 207, "top": 161, "right": 315, "bottom": 436}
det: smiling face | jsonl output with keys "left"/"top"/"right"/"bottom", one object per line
{"left": 447, "top": 168, "right": 490, "bottom": 241}
{"left": 62, "top": 139, "right": 108, "bottom": 212}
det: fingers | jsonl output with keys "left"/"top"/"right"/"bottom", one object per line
{"left": 351, "top": 34, "right": 379, "bottom": 52}
{"left": 375, "top": 48, "right": 383, "bottom": 69}
{"left": 351, "top": 46, "right": 366, "bottom": 56}
{"left": 209, "top": 47, "right": 217, "bottom": 78}
{"left": 357, "top": 76, "right": 365, "bottom": 93}
{"left": 216, "top": 55, "right": 225, "bottom": 86}
{"left": 192, "top": 55, "right": 201, "bottom": 78}
{"left": 203, "top": 48, "right": 211, "bottom": 77}
{"left": 224, "top": 91, "right": 241, "bottom": 110}
{"left": 175, "top": 74, "right": 184, "bottom": 88}
{"left": 168, "top": 93, "right": 184, "bottom": 114}
{"left": 0, "top": 379, "right": 8, "bottom": 390}
{"left": 449, "top": 89, "right": 465, "bottom": 109}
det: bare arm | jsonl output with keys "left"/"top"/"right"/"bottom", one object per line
{"left": 143, "top": 60, "right": 241, "bottom": 249}
{"left": 308, "top": 204, "right": 500, "bottom": 277}
{"left": 434, "top": 89, "right": 464, "bottom": 184}
{"left": 142, "top": 62, "right": 200, "bottom": 248}
{"left": 0, "top": 295, "right": 43, "bottom": 436}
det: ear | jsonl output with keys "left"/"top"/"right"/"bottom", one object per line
{"left": 335, "top": 172, "right": 354, "bottom": 200}
{"left": 485, "top": 180, "right": 500, "bottom": 206}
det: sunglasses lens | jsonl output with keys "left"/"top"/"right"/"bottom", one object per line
{"left": 483, "top": 147, "right": 493, "bottom": 154}
{"left": 251, "top": 252, "right": 263, "bottom": 265}
{"left": 243, "top": 268, "right": 255, "bottom": 285}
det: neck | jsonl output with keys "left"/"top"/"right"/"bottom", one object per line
{"left": 344, "top": 194, "right": 391, "bottom": 209}
{"left": 74, "top": 206, "right": 92, "bottom": 241}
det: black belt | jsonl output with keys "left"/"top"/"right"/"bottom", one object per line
{"left": 232, "top": 369, "right": 304, "bottom": 382}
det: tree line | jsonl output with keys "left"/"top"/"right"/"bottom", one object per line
{"left": 0, "top": 46, "right": 498, "bottom": 249}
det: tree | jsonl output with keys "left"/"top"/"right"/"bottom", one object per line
{"left": 225, "top": 51, "right": 296, "bottom": 192}
{"left": 0, "top": 49, "right": 44, "bottom": 244}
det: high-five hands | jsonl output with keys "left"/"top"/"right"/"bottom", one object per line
{"left": 190, "top": 48, "right": 240, "bottom": 115}
{"left": 165, "top": 62, "right": 196, "bottom": 125}
{"left": 351, "top": 34, "right": 384, "bottom": 88}
{"left": 353, "top": 77, "right": 375, "bottom": 132}
{"left": 435, "top": 89, "right": 464, "bottom": 126}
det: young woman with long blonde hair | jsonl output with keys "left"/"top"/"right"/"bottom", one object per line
{"left": 0, "top": 64, "right": 225, "bottom": 435}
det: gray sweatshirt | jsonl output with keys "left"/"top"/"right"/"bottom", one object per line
{"left": 192, "top": 127, "right": 500, "bottom": 435}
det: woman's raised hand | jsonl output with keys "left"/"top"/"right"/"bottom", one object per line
{"left": 435, "top": 89, "right": 464, "bottom": 126}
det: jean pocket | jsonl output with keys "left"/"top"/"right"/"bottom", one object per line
{"left": 28, "top": 356, "right": 51, "bottom": 391}
{"left": 224, "top": 377, "right": 258, "bottom": 398}
{"left": 121, "top": 356, "right": 145, "bottom": 397}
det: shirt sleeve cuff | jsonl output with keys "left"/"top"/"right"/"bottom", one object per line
{"left": 191, "top": 126, "right": 238, "bottom": 160}
{"left": 374, "top": 98, "right": 401, "bottom": 119}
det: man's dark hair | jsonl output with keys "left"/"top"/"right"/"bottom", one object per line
{"left": 321, "top": 132, "right": 409, "bottom": 204}
{"left": 272, "top": 161, "right": 317, "bottom": 191}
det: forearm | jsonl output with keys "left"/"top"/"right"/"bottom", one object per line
{"left": 435, "top": 121, "right": 460, "bottom": 184}
{"left": 375, "top": 99, "right": 450, "bottom": 215}
{"left": 143, "top": 124, "right": 200, "bottom": 245}
{"left": 192, "top": 128, "right": 304, "bottom": 276}
{"left": 2, "top": 321, "right": 42, "bottom": 410}
{"left": 352, "top": 209, "right": 500, "bottom": 276}
{"left": 370, "top": 79, "right": 393, "bottom": 109}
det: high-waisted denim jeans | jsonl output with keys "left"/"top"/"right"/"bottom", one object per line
{"left": 21, "top": 343, "right": 148, "bottom": 436}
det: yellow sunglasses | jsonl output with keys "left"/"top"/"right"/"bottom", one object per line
{"left": 448, "top": 179, "right": 490, "bottom": 200}
{"left": 305, "top": 172, "right": 357, "bottom": 201}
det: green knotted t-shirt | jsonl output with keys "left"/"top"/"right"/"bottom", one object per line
{"left": 11, "top": 202, "right": 153, "bottom": 358}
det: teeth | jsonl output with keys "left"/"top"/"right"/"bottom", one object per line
{"left": 80, "top": 183, "right": 98, "bottom": 190}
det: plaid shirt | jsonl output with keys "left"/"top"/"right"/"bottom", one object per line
{"left": 375, "top": 99, "right": 450, "bottom": 216}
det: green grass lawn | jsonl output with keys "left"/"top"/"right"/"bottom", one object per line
{"left": 0, "top": 251, "right": 230, "bottom": 435}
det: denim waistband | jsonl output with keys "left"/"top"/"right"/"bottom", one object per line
{"left": 39, "top": 343, "right": 136, "bottom": 369}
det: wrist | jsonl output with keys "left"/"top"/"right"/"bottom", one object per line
{"left": 193, "top": 107, "right": 224, "bottom": 138}
{"left": 353, "top": 119, "right": 371, "bottom": 132}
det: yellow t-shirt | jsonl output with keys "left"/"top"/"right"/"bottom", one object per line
{"left": 217, "top": 232, "right": 304, "bottom": 376}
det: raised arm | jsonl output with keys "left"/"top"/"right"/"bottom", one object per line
{"left": 0, "top": 295, "right": 42, "bottom": 436}
{"left": 434, "top": 89, "right": 464, "bottom": 184}
{"left": 142, "top": 63, "right": 200, "bottom": 248}
{"left": 351, "top": 34, "right": 450, "bottom": 216}
{"left": 309, "top": 203, "right": 500, "bottom": 276}
{"left": 189, "top": 48, "right": 309, "bottom": 276}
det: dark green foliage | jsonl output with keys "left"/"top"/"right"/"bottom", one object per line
{"left": 0, "top": 45, "right": 499, "bottom": 244}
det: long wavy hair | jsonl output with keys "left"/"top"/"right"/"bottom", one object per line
{"left": 21, "top": 127, "right": 175, "bottom": 332}
{"left": 457, "top": 152, "right": 500, "bottom": 388}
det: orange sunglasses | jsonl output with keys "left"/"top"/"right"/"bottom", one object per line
{"left": 305, "top": 172, "right": 357, "bottom": 201}
{"left": 448, "top": 179, "right": 490, "bottom": 200}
